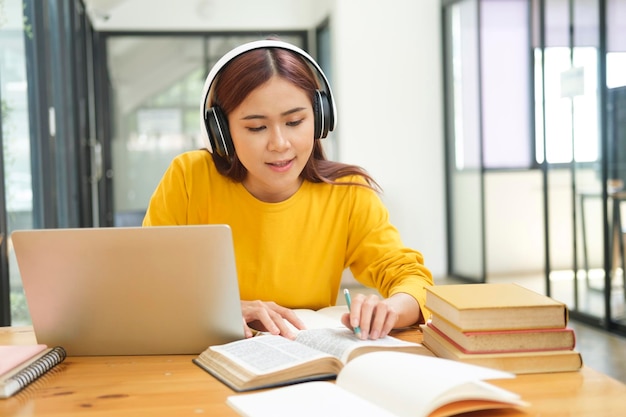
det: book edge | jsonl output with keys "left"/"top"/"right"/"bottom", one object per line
{"left": 422, "top": 325, "right": 583, "bottom": 374}
{"left": 426, "top": 322, "right": 576, "bottom": 354}
{"left": 424, "top": 303, "right": 568, "bottom": 331}
{"left": 192, "top": 358, "right": 336, "bottom": 392}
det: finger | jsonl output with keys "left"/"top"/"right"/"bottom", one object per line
{"left": 271, "top": 316, "right": 298, "bottom": 340}
{"left": 260, "top": 303, "right": 302, "bottom": 338}
{"left": 348, "top": 293, "right": 364, "bottom": 328}
{"left": 243, "top": 318, "right": 254, "bottom": 338}
{"left": 368, "top": 304, "right": 388, "bottom": 339}
{"left": 369, "top": 303, "right": 398, "bottom": 339}
{"left": 356, "top": 294, "right": 378, "bottom": 339}
{"left": 345, "top": 294, "right": 364, "bottom": 339}
{"left": 260, "top": 306, "right": 303, "bottom": 339}
{"left": 340, "top": 312, "right": 352, "bottom": 330}
{"left": 256, "top": 309, "right": 282, "bottom": 335}
{"left": 379, "top": 308, "right": 398, "bottom": 338}
{"left": 272, "top": 305, "right": 307, "bottom": 331}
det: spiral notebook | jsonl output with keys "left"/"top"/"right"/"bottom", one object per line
{"left": 0, "top": 346, "right": 67, "bottom": 398}
{"left": 12, "top": 225, "right": 246, "bottom": 356}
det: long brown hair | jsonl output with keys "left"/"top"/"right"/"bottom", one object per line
{"left": 208, "top": 46, "right": 380, "bottom": 192}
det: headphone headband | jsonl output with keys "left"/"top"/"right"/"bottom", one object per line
{"left": 199, "top": 39, "right": 337, "bottom": 153}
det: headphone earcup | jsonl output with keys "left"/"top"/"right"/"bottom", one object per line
{"left": 204, "top": 106, "right": 234, "bottom": 160}
{"left": 313, "top": 90, "right": 333, "bottom": 139}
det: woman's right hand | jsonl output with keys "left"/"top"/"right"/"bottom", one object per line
{"left": 240, "top": 300, "right": 306, "bottom": 339}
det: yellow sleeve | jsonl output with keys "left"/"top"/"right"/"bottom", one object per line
{"left": 344, "top": 183, "right": 434, "bottom": 321}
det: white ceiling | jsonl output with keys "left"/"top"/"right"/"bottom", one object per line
{"left": 82, "top": 0, "right": 327, "bottom": 31}
{"left": 82, "top": 0, "right": 126, "bottom": 21}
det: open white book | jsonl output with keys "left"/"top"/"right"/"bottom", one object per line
{"left": 227, "top": 351, "right": 528, "bottom": 417}
{"left": 193, "top": 306, "right": 432, "bottom": 391}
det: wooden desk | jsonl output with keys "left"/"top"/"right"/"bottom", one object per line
{"left": 2, "top": 326, "right": 626, "bottom": 416}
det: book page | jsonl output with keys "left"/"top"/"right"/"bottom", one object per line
{"left": 336, "top": 351, "right": 527, "bottom": 417}
{"left": 227, "top": 353, "right": 526, "bottom": 417}
{"left": 294, "top": 328, "right": 423, "bottom": 363}
{"left": 312, "top": 305, "right": 349, "bottom": 322}
{"left": 209, "top": 335, "right": 335, "bottom": 374}
{"left": 227, "top": 381, "right": 397, "bottom": 417}
{"left": 293, "top": 306, "right": 346, "bottom": 329}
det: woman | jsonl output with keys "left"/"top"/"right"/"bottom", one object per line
{"left": 143, "top": 40, "right": 433, "bottom": 340}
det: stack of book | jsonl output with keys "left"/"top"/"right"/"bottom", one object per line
{"left": 421, "top": 283, "right": 583, "bottom": 374}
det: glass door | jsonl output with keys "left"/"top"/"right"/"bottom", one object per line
{"left": 443, "top": 0, "right": 486, "bottom": 283}
{"left": 1, "top": 0, "right": 36, "bottom": 325}
{"left": 537, "top": 0, "right": 626, "bottom": 335}
{"left": 0, "top": 0, "right": 97, "bottom": 325}
{"left": 603, "top": 0, "right": 626, "bottom": 331}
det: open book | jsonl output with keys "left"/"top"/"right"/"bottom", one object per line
{"left": 226, "top": 351, "right": 529, "bottom": 417}
{"left": 192, "top": 306, "right": 432, "bottom": 391}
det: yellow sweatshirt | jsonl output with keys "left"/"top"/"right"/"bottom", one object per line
{"left": 143, "top": 150, "right": 433, "bottom": 313}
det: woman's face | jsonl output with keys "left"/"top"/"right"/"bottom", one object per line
{"left": 228, "top": 76, "right": 315, "bottom": 203}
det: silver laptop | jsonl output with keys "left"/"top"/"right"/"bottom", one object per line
{"left": 12, "top": 225, "right": 245, "bottom": 356}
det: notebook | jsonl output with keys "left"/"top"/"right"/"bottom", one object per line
{"left": 12, "top": 225, "right": 246, "bottom": 356}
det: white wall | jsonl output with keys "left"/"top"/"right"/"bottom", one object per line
{"left": 330, "top": 0, "right": 447, "bottom": 278}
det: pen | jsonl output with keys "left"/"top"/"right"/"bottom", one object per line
{"left": 343, "top": 288, "right": 362, "bottom": 336}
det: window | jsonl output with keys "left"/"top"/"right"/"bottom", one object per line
{"left": 1, "top": 0, "right": 35, "bottom": 325}
{"left": 534, "top": 47, "right": 600, "bottom": 164}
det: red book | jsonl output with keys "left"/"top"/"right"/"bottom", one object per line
{"left": 427, "top": 317, "right": 576, "bottom": 354}
{"left": 421, "top": 323, "right": 583, "bottom": 374}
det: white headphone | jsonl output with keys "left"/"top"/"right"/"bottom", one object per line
{"left": 199, "top": 39, "right": 337, "bottom": 161}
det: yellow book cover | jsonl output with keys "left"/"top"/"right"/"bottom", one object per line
{"left": 425, "top": 283, "right": 568, "bottom": 331}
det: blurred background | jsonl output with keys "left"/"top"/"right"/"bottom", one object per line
{"left": 1, "top": 0, "right": 625, "bottom": 343}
